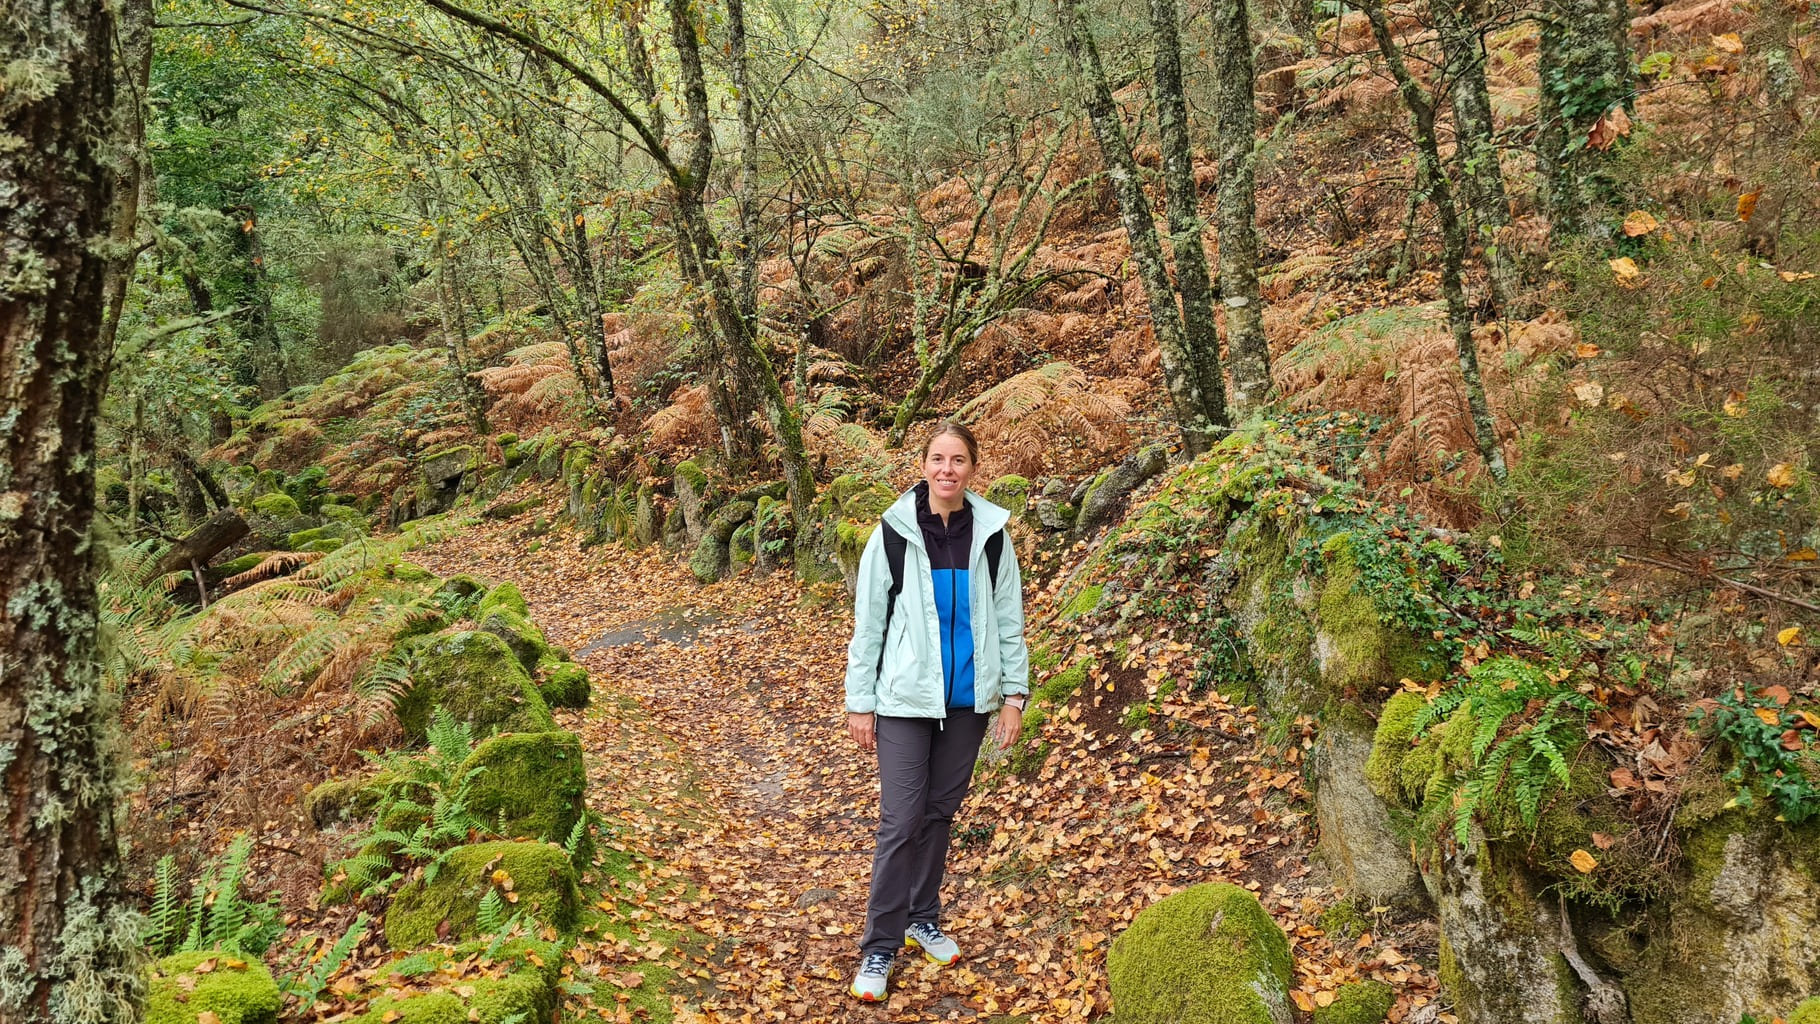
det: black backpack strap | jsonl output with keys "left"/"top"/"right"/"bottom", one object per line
{"left": 985, "top": 528, "right": 1004, "bottom": 592}
{"left": 876, "top": 522, "right": 907, "bottom": 675}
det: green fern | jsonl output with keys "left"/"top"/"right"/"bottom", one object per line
{"left": 277, "top": 913, "right": 369, "bottom": 1008}
{"left": 144, "top": 834, "right": 284, "bottom": 956}
{"left": 1415, "top": 645, "right": 1598, "bottom": 847}
{"left": 476, "top": 888, "right": 509, "bottom": 935}
{"left": 145, "top": 855, "right": 183, "bottom": 953}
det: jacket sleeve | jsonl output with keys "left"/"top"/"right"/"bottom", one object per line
{"left": 843, "top": 525, "right": 891, "bottom": 713}
{"left": 994, "top": 533, "right": 1030, "bottom": 697}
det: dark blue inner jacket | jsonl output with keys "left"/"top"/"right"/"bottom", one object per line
{"left": 914, "top": 481, "right": 975, "bottom": 709}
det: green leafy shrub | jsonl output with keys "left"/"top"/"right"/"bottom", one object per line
{"left": 1694, "top": 688, "right": 1820, "bottom": 824}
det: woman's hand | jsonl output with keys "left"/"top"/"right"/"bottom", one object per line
{"left": 848, "top": 712, "right": 877, "bottom": 751}
{"left": 993, "top": 704, "right": 1023, "bottom": 749}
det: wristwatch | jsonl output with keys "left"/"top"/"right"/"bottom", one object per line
{"left": 1003, "top": 696, "right": 1027, "bottom": 711}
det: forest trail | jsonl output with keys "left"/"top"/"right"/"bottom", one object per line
{"left": 415, "top": 495, "right": 1436, "bottom": 1022}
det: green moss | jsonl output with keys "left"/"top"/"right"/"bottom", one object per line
{"left": 674, "top": 460, "right": 708, "bottom": 491}
{"left": 984, "top": 475, "right": 1032, "bottom": 517}
{"left": 303, "top": 772, "right": 393, "bottom": 828}
{"left": 383, "top": 841, "right": 580, "bottom": 950}
{"left": 390, "top": 561, "right": 435, "bottom": 583}
{"left": 250, "top": 493, "right": 300, "bottom": 518}
{"left": 536, "top": 657, "right": 591, "bottom": 709}
{"left": 393, "top": 631, "right": 555, "bottom": 742}
{"left": 1364, "top": 691, "right": 1430, "bottom": 806}
{"left": 1315, "top": 534, "right": 1438, "bottom": 694}
{"left": 834, "top": 520, "right": 876, "bottom": 579}
{"left": 214, "top": 552, "right": 267, "bottom": 577}
{"left": 730, "top": 521, "right": 756, "bottom": 568}
{"left": 348, "top": 970, "right": 554, "bottom": 1024}
{"left": 1106, "top": 882, "right": 1294, "bottom": 1024}
{"left": 435, "top": 574, "right": 489, "bottom": 603}
{"left": 478, "top": 607, "right": 550, "bottom": 672}
{"left": 1060, "top": 583, "right": 1104, "bottom": 620}
{"left": 1316, "top": 898, "right": 1371, "bottom": 943}
{"left": 690, "top": 531, "right": 731, "bottom": 582}
{"left": 477, "top": 582, "right": 528, "bottom": 618}
{"left": 1791, "top": 997, "right": 1820, "bottom": 1024}
{"left": 1312, "top": 980, "right": 1394, "bottom": 1024}
{"left": 462, "top": 731, "right": 587, "bottom": 848}
{"left": 320, "top": 503, "right": 364, "bottom": 525}
{"left": 285, "top": 526, "right": 346, "bottom": 552}
{"left": 145, "top": 951, "right": 281, "bottom": 1024}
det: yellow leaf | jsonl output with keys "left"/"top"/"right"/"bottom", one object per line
{"left": 1722, "top": 463, "right": 1745, "bottom": 480}
{"left": 1778, "top": 626, "right": 1802, "bottom": 646}
{"left": 491, "top": 869, "right": 511, "bottom": 885}
{"left": 1786, "top": 548, "right": 1817, "bottom": 562}
{"left": 1315, "top": 990, "right": 1337, "bottom": 1008}
{"left": 197, "top": 1015, "right": 222, "bottom": 1024}
{"left": 1801, "top": 711, "right": 1820, "bottom": 730}
{"left": 1756, "top": 707, "right": 1783, "bottom": 726}
{"left": 1622, "top": 210, "right": 1659, "bottom": 237}
{"left": 1291, "top": 990, "right": 1317, "bottom": 1013}
{"left": 382, "top": 1012, "right": 402, "bottom": 1023}
{"left": 1609, "top": 257, "right": 1643, "bottom": 288}
{"left": 1573, "top": 342, "right": 1603, "bottom": 359}
{"left": 1570, "top": 849, "right": 1599, "bottom": 873}
{"left": 1738, "top": 189, "right": 1763, "bottom": 222}
{"left": 1767, "top": 463, "right": 1796, "bottom": 489}
{"left": 1781, "top": 271, "right": 1817, "bottom": 282}
{"left": 1711, "top": 32, "right": 1744, "bottom": 53}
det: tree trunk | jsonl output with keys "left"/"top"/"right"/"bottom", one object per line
{"left": 1213, "top": 0, "right": 1273, "bottom": 411}
{"left": 1435, "top": 0, "right": 1517, "bottom": 314}
{"left": 234, "top": 206, "right": 291, "bottom": 396}
{"left": 1055, "top": 0, "right": 1228, "bottom": 454}
{"left": 145, "top": 509, "right": 250, "bottom": 583}
{"left": 1362, "top": 0, "right": 1507, "bottom": 482}
{"left": 1149, "top": 0, "right": 1235, "bottom": 421}
{"left": 0, "top": 0, "right": 146, "bottom": 1018}
{"left": 434, "top": 235, "right": 491, "bottom": 435}
{"left": 1536, "top": 0, "right": 1631, "bottom": 243}
{"left": 99, "top": 0, "right": 154, "bottom": 365}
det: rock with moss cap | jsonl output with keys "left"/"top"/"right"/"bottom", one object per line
{"left": 250, "top": 492, "right": 301, "bottom": 519}
{"left": 984, "top": 475, "right": 1033, "bottom": 519}
{"left": 1108, "top": 882, "right": 1294, "bottom": 1024}
{"left": 461, "top": 731, "right": 588, "bottom": 848}
{"left": 535, "top": 656, "right": 590, "bottom": 708}
{"left": 392, "top": 631, "right": 555, "bottom": 742}
{"left": 1312, "top": 533, "right": 1439, "bottom": 695}
{"left": 145, "top": 950, "right": 282, "bottom": 1024}
{"left": 384, "top": 840, "right": 580, "bottom": 949}
{"left": 348, "top": 971, "right": 553, "bottom": 1024}
{"left": 673, "top": 460, "right": 712, "bottom": 544}
{"left": 1312, "top": 980, "right": 1393, "bottom": 1024}
{"left": 478, "top": 606, "right": 549, "bottom": 673}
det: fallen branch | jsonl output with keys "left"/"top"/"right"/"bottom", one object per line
{"left": 1619, "top": 553, "right": 1820, "bottom": 613}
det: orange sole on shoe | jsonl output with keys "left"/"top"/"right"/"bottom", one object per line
{"left": 850, "top": 986, "right": 885, "bottom": 1002}
{"left": 907, "top": 939, "right": 959, "bottom": 966}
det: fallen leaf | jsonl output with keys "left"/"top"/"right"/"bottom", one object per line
{"left": 1573, "top": 342, "right": 1603, "bottom": 359}
{"left": 1591, "top": 831, "right": 1615, "bottom": 850}
{"left": 1622, "top": 210, "right": 1659, "bottom": 237}
{"left": 1292, "top": 990, "right": 1316, "bottom": 1013}
{"left": 1574, "top": 381, "right": 1606, "bottom": 407}
{"left": 1780, "top": 271, "right": 1816, "bottom": 282}
{"left": 1570, "top": 849, "right": 1599, "bottom": 873}
{"left": 1588, "top": 105, "right": 1632, "bottom": 151}
{"left": 1738, "top": 189, "right": 1763, "bottom": 222}
{"left": 1777, "top": 626, "right": 1802, "bottom": 646}
{"left": 1609, "top": 257, "right": 1642, "bottom": 288}
{"left": 197, "top": 1014, "right": 222, "bottom": 1024}
{"left": 1767, "top": 463, "right": 1796, "bottom": 488}
{"left": 1711, "top": 32, "right": 1744, "bottom": 53}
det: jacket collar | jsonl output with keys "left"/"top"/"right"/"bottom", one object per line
{"left": 882, "top": 482, "right": 1010, "bottom": 554}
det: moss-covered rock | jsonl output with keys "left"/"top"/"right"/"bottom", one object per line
{"left": 394, "top": 631, "right": 555, "bottom": 742}
{"left": 634, "top": 484, "right": 658, "bottom": 547}
{"left": 419, "top": 445, "right": 476, "bottom": 486}
{"left": 461, "top": 731, "right": 587, "bottom": 847}
{"left": 1107, "top": 882, "right": 1294, "bottom": 1024}
{"left": 1313, "top": 534, "right": 1439, "bottom": 695}
{"left": 145, "top": 950, "right": 282, "bottom": 1024}
{"left": 320, "top": 502, "right": 364, "bottom": 525}
{"left": 536, "top": 657, "right": 591, "bottom": 709}
{"left": 285, "top": 526, "right": 348, "bottom": 552}
{"left": 984, "top": 474, "right": 1032, "bottom": 518}
{"left": 730, "top": 521, "right": 756, "bottom": 569}
{"left": 1060, "top": 583, "right": 1104, "bottom": 620}
{"left": 348, "top": 971, "right": 553, "bottom": 1024}
{"left": 478, "top": 607, "right": 549, "bottom": 673}
{"left": 303, "top": 772, "right": 391, "bottom": 828}
{"left": 250, "top": 492, "right": 301, "bottom": 519}
{"left": 213, "top": 552, "right": 268, "bottom": 577}
{"left": 1364, "top": 690, "right": 1432, "bottom": 806}
{"left": 477, "top": 581, "right": 528, "bottom": 618}
{"left": 1312, "top": 980, "right": 1393, "bottom": 1024}
{"left": 708, "top": 499, "right": 755, "bottom": 542}
{"left": 384, "top": 841, "right": 579, "bottom": 949}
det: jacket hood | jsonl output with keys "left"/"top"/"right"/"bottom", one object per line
{"left": 882, "top": 484, "right": 1010, "bottom": 551}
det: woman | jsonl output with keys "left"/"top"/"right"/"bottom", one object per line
{"left": 842, "top": 420, "right": 1031, "bottom": 1002}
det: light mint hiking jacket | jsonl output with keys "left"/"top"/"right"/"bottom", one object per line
{"left": 843, "top": 488, "right": 1031, "bottom": 718}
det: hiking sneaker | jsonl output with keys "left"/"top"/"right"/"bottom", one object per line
{"left": 850, "top": 951, "right": 894, "bottom": 1002}
{"left": 905, "top": 922, "right": 960, "bottom": 965}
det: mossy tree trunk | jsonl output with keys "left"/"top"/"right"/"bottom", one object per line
{"left": 1435, "top": 0, "right": 1518, "bottom": 315}
{"left": 1055, "top": 0, "right": 1229, "bottom": 455}
{"left": 1212, "top": 0, "right": 1274, "bottom": 413}
{"left": 1, "top": 0, "right": 146, "bottom": 1018}
{"left": 1536, "top": 0, "right": 1631, "bottom": 243}
{"left": 1362, "top": 0, "right": 1507, "bottom": 482}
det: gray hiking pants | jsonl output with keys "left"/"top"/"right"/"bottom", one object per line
{"left": 860, "top": 711, "right": 989, "bottom": 957}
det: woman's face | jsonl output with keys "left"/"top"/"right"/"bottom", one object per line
{"left": 922, "top": 434, "right": 976, "bottom": 507}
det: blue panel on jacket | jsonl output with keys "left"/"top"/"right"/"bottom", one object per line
{"left": 931, "top": 567, "right": 975, "bottom": 708}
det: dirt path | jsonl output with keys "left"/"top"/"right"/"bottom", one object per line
{"left": 417, "top": 506, "right": 1438, "bottom": 1023}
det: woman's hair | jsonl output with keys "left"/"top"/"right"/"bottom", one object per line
{"left": 921, "top": 420, "right": 979, "bottom": 463}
